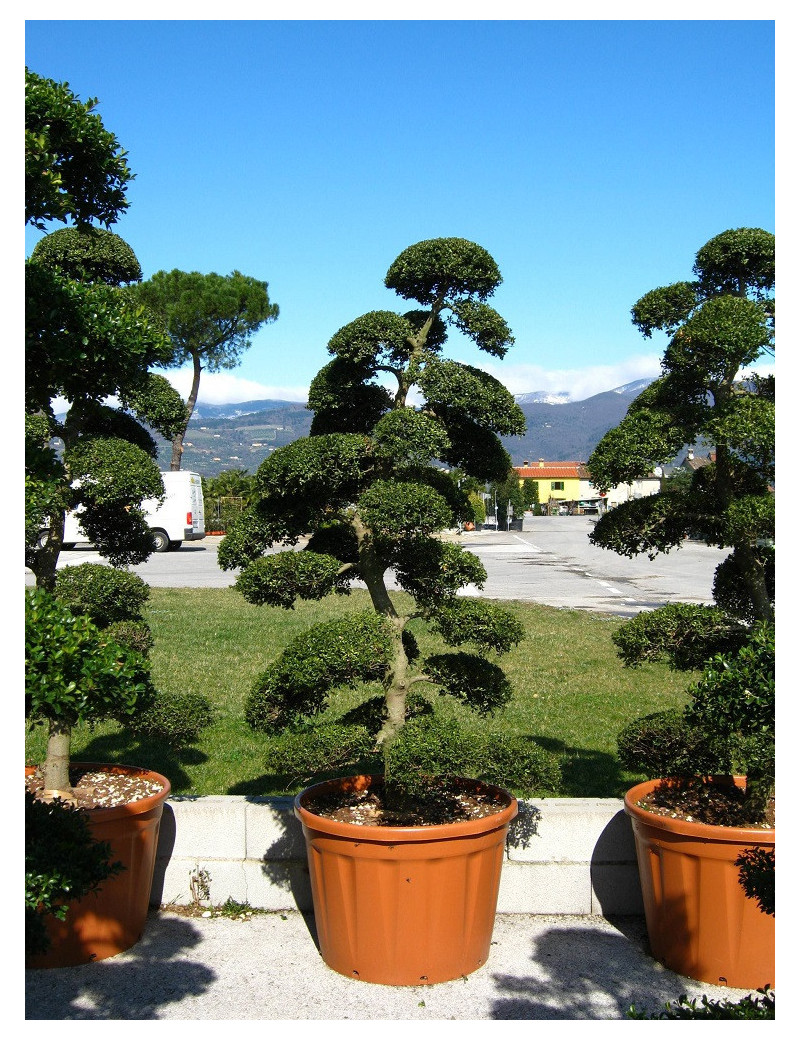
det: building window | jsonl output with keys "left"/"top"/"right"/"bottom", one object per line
{"left": 551, "top": 481, "right": 564, "bottom": 491}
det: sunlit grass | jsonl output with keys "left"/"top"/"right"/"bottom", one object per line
{"left": 25, "top": 587, "right": 695, "bottom": 799}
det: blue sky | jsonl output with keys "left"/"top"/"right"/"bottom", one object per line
{"left": 24, "top": 14, "right": 776, "bottom": 405}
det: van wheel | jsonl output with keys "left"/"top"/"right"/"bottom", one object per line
{"left": 151, "top": 529, "right": 170, "bottom": 552}
{"left": 36, "top": 530, "right": 49, "bottom": 549}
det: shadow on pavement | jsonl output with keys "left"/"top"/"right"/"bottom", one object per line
{"left": 25, "top": 912, "right": 216, "bottom": 1020}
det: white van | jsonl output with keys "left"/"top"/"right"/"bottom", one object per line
{"left": 54, "top": 471, "right": 205, "bottom": 552}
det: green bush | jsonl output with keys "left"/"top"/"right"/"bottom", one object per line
{"left": 628, "top": 989, "right": 774, "bottom": 1020}
{"left": 126, "top": 690, "right": 213, "bottom": 749}
{"left": 25, "top": 790, "right": 122, "bottom": 957}
{"left": 104, "top": 619, "right": 154, "bottom": 657}
{"left": 245, "top": 611, "right": 393, "bottom": 732}
{"left": 384, "top": 715, "right": 561, "bottom": 797}
{"left": 26, "top": 586, "right": 155, "bottom": 732}
{"left": 55, "top": 562, "right": 150, "bottom": 626}
{"left": 616, "top": 708, "right": 720, "bottom": 778}
{"left": 611, "top": 603, "right": 748, "bottom": 671}
{"left": 262, "top": 724, "right": 375, "bottom": 786}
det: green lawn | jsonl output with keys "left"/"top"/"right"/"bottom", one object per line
{"left": 25, "top": 587, "right": 695, "bottom": 799}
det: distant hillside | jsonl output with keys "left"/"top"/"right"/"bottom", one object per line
{"left": 503, "top": 380, "right": 653, "bottom": 465}
{"left": 141, "top": 379, "right": 655, "bottom": 476}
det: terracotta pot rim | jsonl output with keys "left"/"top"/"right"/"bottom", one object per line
{"left": 624, "top": 776, "right": 775, "bottom": 844}
{"left": 25, "top": 761, "right": 171, "bottom": 820}
{"left": 294, "top": 773, "right": 518, "bottom": 843}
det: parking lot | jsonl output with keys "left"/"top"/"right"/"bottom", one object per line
{"left": 26, "top": 516, "right": 728, "bottom": 617}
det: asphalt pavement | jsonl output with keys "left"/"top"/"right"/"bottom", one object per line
{"left": 25, "top": 517, "right": 728, "bottom": 617}
{"left": 24, "top": 909, "right": 760, "bottom": 1021}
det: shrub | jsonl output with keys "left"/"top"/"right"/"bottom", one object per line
{"left": 105, "top": 619, "right": 154, "bottom": 657}
{"left": 616, "top": 708, "right": 719, "bottom": 778}
{"left": 384, "top": 715, "right": 561, "bottom": 798}
{"left": 628, "top": 989, "right": 774, "bottom": 1020}
{"left": 127, "top": 691, "right": 214, "bottom": 750}
{"left": 244, "top": 611, "right": 394, "bottom": 732}
{"left": 262, "top": 724, "right": 375, "bottom": 787}
{"left": 610, "top": 603, "right": 748, "bottom": 671}
{"left": 55, "top": 562, "right": 150, "bottom": 626}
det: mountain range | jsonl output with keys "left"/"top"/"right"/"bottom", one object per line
{"left": 162, "top": 378, "right": 655, "bottom": 477}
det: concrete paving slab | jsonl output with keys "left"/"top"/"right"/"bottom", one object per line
{"left": 25, "top": 910, "right": 758, "bottom": 1021}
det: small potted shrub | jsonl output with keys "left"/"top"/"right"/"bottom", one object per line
{"left": 616, "top": 614, "right": 774, "bottom": 989}
{"left": 25, "top": 584, "right": 172, "bottom": 967}
{"left": 220, "top": 238, "right": 561, "bottom": 985}
{"left": 585, "top": 229, "right": 775, "bottom": 989}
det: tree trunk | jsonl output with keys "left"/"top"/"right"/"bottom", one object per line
{"left": 31, "top": 509, "right": 65, "bottom": 592}
{"left": 42, "top": 719, "right": 73, "bottom": 798}
{"left": 170, "top": 353, "right": 202, "bottom": 471}
{"left": 353, "top": 518, "right": 410, "bottom": 760}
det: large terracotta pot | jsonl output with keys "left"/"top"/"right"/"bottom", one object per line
{"left": 294, "top": 774, "right": 518, "bottom": 986}
{"left": 624, "top": 777, "right": 774, "bottom": 989}
{"left": 26, "top": 763, "right": 171, "bottom": 968}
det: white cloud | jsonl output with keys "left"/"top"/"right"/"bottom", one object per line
{"left": 162, "top": 370, "right": 309, "bottom": 404}
{"left": 470, "top": 354, "right": 664, "bottom": 401}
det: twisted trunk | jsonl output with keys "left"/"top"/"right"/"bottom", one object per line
{"left": 352, "top": 516, "right": 410, "bottom": 767}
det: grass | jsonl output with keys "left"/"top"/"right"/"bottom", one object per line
{"left": 25, "top": 587, "right": 696, "bottom": 799}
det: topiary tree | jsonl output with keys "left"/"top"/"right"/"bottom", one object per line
{"left": 220, "top": 238, "right": 560, "bottom": 806}
{"left": 25, "top": 226, "right": 182, "bottom": 590}
{"left": 588, "top": 228, "right": 775, "bottom": 625}
{"left": 26, "top": 73, "right": 180, "bottom": 591}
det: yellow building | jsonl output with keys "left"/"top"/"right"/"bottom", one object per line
{"left": 515, "top": 460, "right": 584, "bottom": 514}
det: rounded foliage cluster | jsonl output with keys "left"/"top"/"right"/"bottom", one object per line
{"left": 262, "top": 724, "right": 375, "bottom": 788}
{"left": 358, "top": 480, "right": 452, "bottom": 539}
{"left": 430, "top": 599, "right": 525, "bottom": 654}
{"left": 127, "top": 690, "right": 214, "bottom": 749}
{"left": 385, "top": 238, "right": 501, "bottom": 306}
{"left": 616, "top": 709, "right": 721, "bottom": 778}
{"left": 31, "top": 226, "right": 142, "bottom": 285}
{"left": 245, "top": 611, "right": 394, "bottom": 732}
{"left": 693, "top": 227, "right": 775, "bottom": 298}
{"left": 25, "top": 586, "right": 155, "bottom": 728}
{"left": 235, "top": 551, "right": 350, "bottom": 609}
{"left": 611, "top": 603, "right": 748, "bottom": 671}
{"left": 385, "top": 716, "right": 561, "bottom": 798}
{"left": 55, "top": 563, "right": 149, "bottom": 627}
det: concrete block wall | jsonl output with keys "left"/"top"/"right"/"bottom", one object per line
{"left": 151, "top": 795, "right": 644, "bottom": 916}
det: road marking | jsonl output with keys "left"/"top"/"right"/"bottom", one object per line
{"left": 597, "top": 581, "right": 623, "bottom": 596}
{"left": 467, "top": 542, "right": 543, "bottom": 554}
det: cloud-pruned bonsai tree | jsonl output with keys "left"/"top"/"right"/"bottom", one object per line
{"left": 25, "top": 225, "right": 187, "bottom": 591}
{"left": 587, "top": 228, "right": 775, "bottom": 826}
{"left": 219, "top": 238, "right": 561, "bottom": 813}
{"left": 25, "top": 71, "right": 211, "bottom": 799}
{"left": 588, "top": 227, "right": 774, "bottom": 625}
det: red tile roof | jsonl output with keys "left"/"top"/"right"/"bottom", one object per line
{"left": 515, "top": 463, "right": 585, "bottom": 479}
